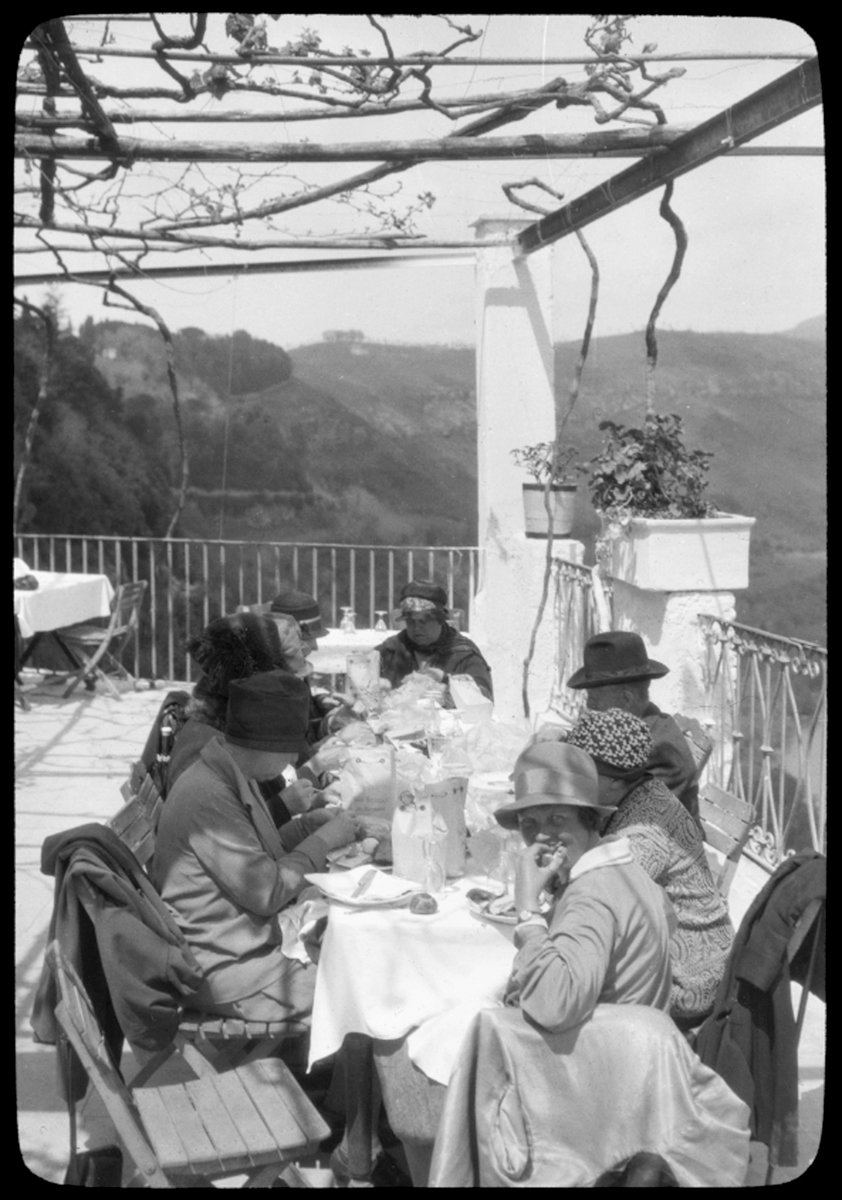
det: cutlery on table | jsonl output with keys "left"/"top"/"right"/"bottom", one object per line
{"left": 349, "top": 868, "right": 378, "bottom": 899}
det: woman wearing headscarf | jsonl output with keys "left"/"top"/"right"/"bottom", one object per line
{"left": 376, "top": 580, "right": 493, "bottom": 703}
{"left": 566, "top": 707, "right": 733, "bottom": 1029}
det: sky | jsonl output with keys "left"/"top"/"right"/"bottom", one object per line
{"left": 15, "top": 15, "right": 824, "bottom": 350}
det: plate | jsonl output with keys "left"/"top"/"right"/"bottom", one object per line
{"left": 330, "top": 850, "right": 375, "bottom": 871}
{"left": 467, "top": 899, "right": 518, "bottom": 926}
{"left": 335, "top": 891, "right": 417, "bottom": 910}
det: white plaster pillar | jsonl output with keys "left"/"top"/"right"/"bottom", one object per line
{"left": 610, "top": 581, "right": 737, "bottom": 751}
{"left": 470, "top": 217, "right": 584, "bottom": 726}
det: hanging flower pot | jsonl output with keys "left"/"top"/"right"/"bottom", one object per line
{"left": 511, "top": 442, "right": 581, "bottom": 539}
{"left": 521, "top": 482, "right": 578, "bottom": 538}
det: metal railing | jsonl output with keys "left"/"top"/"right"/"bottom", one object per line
{"left": 14, "top": 533, "right": 479, "bottom": 684}
{"left": 699, "top": 614, "right": 827, "bottom": 867}
{"left": 546, "top": 558, "right": 613, "bottom": 724}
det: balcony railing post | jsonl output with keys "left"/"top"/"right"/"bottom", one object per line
{"left": 699, "top": 613, "right": 826, "bottom": 867}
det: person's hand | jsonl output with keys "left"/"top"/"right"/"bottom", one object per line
{"left": 418, "top": 665, "right": 447, "bottom": 685}
{"left": 281, "top": 778, "right": 317, "bottom": 815}
{"left": 312, "top": 810, "right": 359, "bottom": 852}
{"left": 529, "top": 723, "right": 569, "bottom": 746}
{"left": 513, "top": 843, "right": 569, "bottom": 912}
{"left": 314, "top": 779, "right": 344, "bottom": 807}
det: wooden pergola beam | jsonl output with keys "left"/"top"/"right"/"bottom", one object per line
{"left": 517, "top": 57, "right": 822, "bottom": 255}
{"left": 24, "top": 43, "right": 816, "bottom": 67}
{"left": 15, "top": 124, "right": 699, "bottom": 164}
{"left": 14, "top": 253, "right": 476, "bottom": 287}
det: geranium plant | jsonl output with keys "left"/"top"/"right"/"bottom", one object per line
{"left": 586, "top": 413, "right": 717, "bottom": 522}
{"left": 511, "top": 442, "right": 582, "bottom": 486}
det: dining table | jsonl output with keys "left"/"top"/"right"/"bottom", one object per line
{"left": 308, "top": 627, "right": 385, "bottom": 677}
{"left": 14, "top": 568, "right": 115, "bottom": 672}
{"left": 306, "top": 855, "right": 517, "bottom": 1185}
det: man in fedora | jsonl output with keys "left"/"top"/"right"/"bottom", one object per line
{"left": 376, "top": 579, "right": 493, "bottom": 702}
{"left": 154, "top": 669, "right": 360, "bottom": 1025}
{"left": 495, "top": 741, "right": 673, "bottom": 1032}
{"left": 566, "top": 632, "right": 702, "bottom": 821}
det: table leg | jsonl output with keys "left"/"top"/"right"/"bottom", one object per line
{"left": 343, "top": 1033, "right": 378, "bottom": 1184}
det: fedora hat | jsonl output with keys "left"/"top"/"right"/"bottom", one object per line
{"left": 494, "top": 742, "right": 616, "bottom": 830}
{"left": 566, "top": 631, "right": 669, "bottom": 690}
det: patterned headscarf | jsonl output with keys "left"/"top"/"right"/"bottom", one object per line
{"left": 567, "top": 708, "right": 653, "bottom": 777}
{"left": 399, "top": 596, "right": 446, "bottom": 618}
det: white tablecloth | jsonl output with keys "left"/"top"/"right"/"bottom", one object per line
{"left": 14, "top": 570, "right": 114, "bottom": 639}
{"left": 308, "top": 875, "right": 516, "bottom": 1083}
{"left": 309, "top": 628, "right": 385, "bottom": 676}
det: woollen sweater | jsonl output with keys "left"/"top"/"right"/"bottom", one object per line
{"left": 603, "top": 777, "right": 733, "bottom": 1019}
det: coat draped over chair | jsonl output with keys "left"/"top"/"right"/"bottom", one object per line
{"left": 428, "top": 1004, "right": 751, "bottom": 1189}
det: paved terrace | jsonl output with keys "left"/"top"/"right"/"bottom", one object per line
{"left": 16, "top": 675, "right": 824, "bottom": 1186}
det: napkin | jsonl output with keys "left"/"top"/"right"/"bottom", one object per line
{"left": 304, "top": 863, "right": 421, "bottom": 904}
{"left": 277, "top": 888, "right": 330, "bottom": 963}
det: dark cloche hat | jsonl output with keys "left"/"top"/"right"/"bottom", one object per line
{"left": 225, "top": 670, "right": 310, "bottom": 754}
{"left": 566, "top": 631, "right": 669, "bottom": 690}
{"left": 270, "top": 589, "right": 325, "bottom": 638}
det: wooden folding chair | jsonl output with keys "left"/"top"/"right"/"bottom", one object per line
{"left": 58, "top": 580, "right": 148, "bottom": 699}
{"left": 49, "top": 941, "right": 329, "bottom": 1188}
{"left": 673, "top": 712, "right": 714, "bottom": 783}
{"left": 698, "top": 782, "right": 754, "bottom": 897}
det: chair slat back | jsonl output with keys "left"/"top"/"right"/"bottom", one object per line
{"left": 699, "top": 783, "right": 754, "bottom": 896}
{"left": 673, "top": 712, "right": 714, "bottom": 781}
{"left": 109, "top": 771, "right": 164, "bottom": 867}
{"left": 111, "top": 580, "right": 148, "bottom": 634}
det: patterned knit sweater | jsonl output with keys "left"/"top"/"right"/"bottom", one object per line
{"left": 603, "top": 777, "right": 733, "bottom": 1019}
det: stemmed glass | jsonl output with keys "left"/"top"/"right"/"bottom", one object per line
{"left": 374, "top": 610, "right": 388, "bottom": 632}
{"left": 340, "top": 607, "right": 356, "bottom": 633}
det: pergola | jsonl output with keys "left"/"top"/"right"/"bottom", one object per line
{"left": 14, "top": 17, "right": 823, "bottom": 719}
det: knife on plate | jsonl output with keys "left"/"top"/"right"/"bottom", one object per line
{"left": 349, "top": 867, "right": 378, "bottom": 899}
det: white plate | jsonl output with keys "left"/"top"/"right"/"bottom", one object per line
{"left": 305, "top": 866, "right": 419, "bottom": 908}
{"left": 467, "top": 899, "right": 518, "bottom": 926}
{"left": 335, "top": 891, "right": 418, "bottom": 910}
{"left": 330, "top": 850, "right": 375, "bottom": 871}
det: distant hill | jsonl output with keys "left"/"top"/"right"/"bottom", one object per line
{"left": 291, "top": 329, "right": 826, "bottom": 644}
{"left": 17, "top": 317, "right": 824, "bottom": 646}
{"left": 784, "top": 315, "right": 825, "bottom": 342}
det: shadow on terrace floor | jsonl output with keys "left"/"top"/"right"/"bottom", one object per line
{"left": 15, "top": 672, "right": 825, "bottom": 1186}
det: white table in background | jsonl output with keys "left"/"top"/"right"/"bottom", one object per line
{"left": 309, "top": 628, "right": 385, "bottom": 677}
{"left": 15, "top": 570, "right": 114, "bottom": 640}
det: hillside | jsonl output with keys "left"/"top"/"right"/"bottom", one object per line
{"left": 15, "top": 317, "right": 825, "bottom": 646}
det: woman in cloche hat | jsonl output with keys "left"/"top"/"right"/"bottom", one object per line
{"left": 494, "top": 741, "right": 673, "bottom": 1036}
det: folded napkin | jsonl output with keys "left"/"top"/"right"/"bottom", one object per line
{"left": 304, "top": 863, "right": 420, "bottom": 905}
{"left": 277, "top": 887, "right": 330, "bottom": 963}
{"left": 13, "top": 558, "right": 31, "bottom": 578}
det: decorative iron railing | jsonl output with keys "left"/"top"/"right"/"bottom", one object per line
{"left": 546, "top": 558, "right": 613, "bottom": 724}
{"left": 14, "top": 533, "right": 479, "bottom": 684}
{"left": 699, "top": 614, "right": 827, "bottom": 868}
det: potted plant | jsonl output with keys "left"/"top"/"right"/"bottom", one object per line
{"left": 511, "top": 442, "right": 581, "bottom": 538}
{"left": 585, "top": 413, "right": 755, "bottom": 591}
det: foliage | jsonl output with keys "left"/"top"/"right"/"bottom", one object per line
{"left": 510, "top": 442, "right": 582, "bottom": 486}
{"left": 586, "top": 412, "right": 717, "bottom": 520}
{"left": 14, "top": 315, "right": 172, "bottom": 537}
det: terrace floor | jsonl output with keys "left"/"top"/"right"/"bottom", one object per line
{"left": 15, "top": 672, "right": 825, "bottom": 1186}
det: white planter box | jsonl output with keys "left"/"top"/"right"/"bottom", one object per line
{"left": 604, "top": 512, "right": 756, "bottom": 592}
